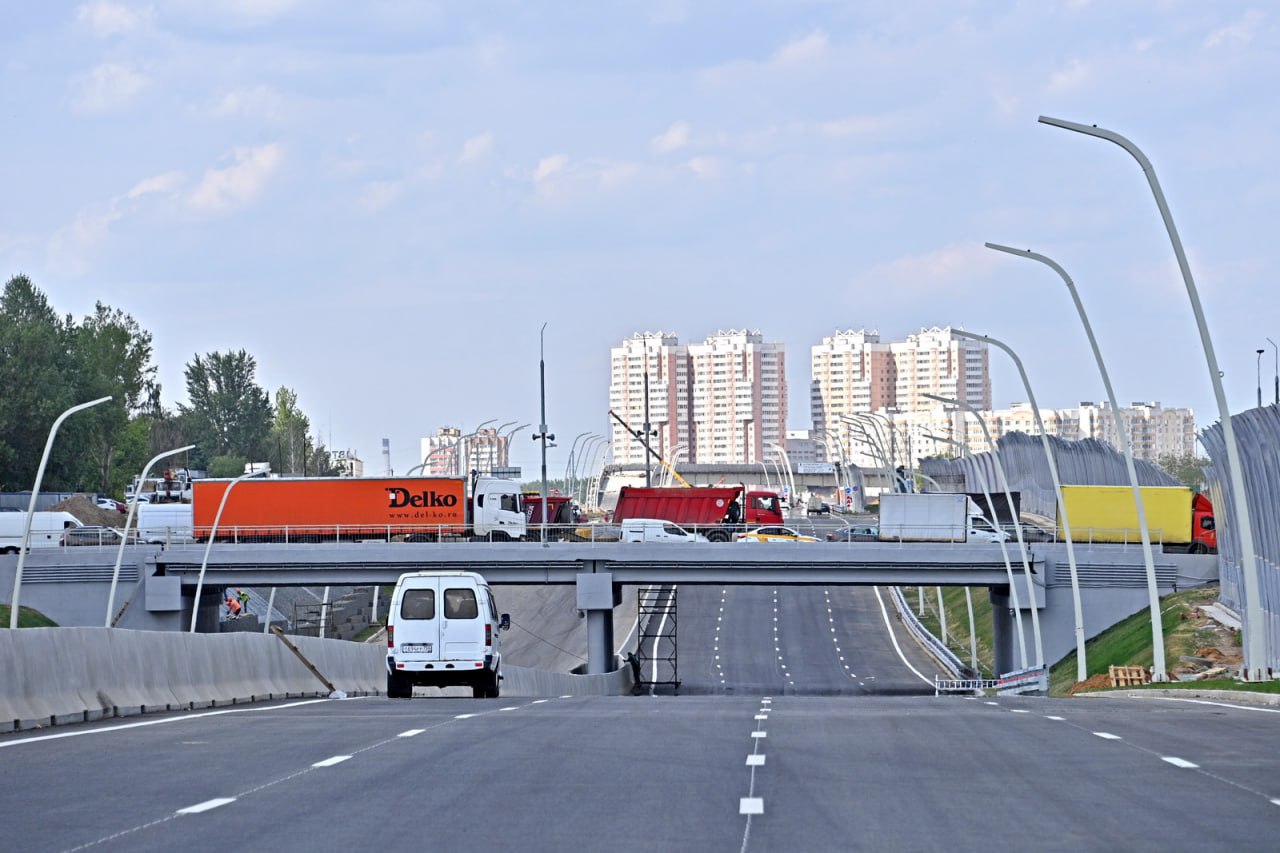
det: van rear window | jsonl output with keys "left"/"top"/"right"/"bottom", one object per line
{"left": 444, "top": 587, "right": 478, "bottom": 619}
{"left": 400, "top": 589, "right": 435, "bottom": 620}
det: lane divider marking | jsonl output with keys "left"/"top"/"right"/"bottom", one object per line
{"left": 312, "top": 755, "right": 351, "bottom": 768}
{"left": 1162, "top": 757, "right": 1198, "bottom": 769}
{"left": 398, "top": 729, "right": 425, "bottom": 738}
{"left": 746, "top": 755, "right": 765, "bottom": 766}
{"left": 739, "top": 798, "right": 763, "bottom": 815}
{"left": 1093, "top": 732, "right": 1122, "bottom": 740}
{"left": 175, "top": 798, "right": 235, "bottom": 815}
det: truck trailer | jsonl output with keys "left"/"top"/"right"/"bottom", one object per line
{"left": 1056, "top": 485, "right": 1216, "bottom": 553}
{"left": 610, "top": 486, "right": 783, "bottom": 542}
{"left": 877, "top": 493, "right": 1007, "bottom": 543}
{"left": 192, "top": 473, "right": 527, "bottom": 542}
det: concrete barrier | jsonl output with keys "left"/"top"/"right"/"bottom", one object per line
{"left": 500, "top": 662, "right": 631, "bottom": 697}
{"left": 0, "top": 628, "right": 386, "bottom": 733}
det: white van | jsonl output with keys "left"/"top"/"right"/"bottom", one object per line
{"left": 0, "top": 511, "right": 83, "bottom": 553}
{"left": 386, "top": 571, "right": 509, "bottom": 699}
{"left": 137, "top": 503, "right": 195, "bottom": 544}
{"left": 619, "top": 518, "right": 709, "bottom": 544}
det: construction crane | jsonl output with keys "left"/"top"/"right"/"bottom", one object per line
{"left": 607, "top": 409, "right": 693, "bottom": 489}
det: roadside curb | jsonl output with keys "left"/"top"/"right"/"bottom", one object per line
{"left": 1075, "top": 688, "right": 1280, "bottom": 707}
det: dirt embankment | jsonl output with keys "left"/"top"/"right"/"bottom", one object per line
{"left": 47, "top": 495, "right": 131, "bottom": 528}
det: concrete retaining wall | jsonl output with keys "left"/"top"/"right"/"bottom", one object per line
{"left": 0, "top": 628, "right": 385, "bottom": 733}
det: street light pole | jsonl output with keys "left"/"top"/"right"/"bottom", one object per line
{"left": 986, "top": 243, "right": 1166, "bottom": 680}
{"left": 189, "top": 469, "right": 268, "bottom": 632}
{"left": 952, "top": 328, "right": 1088, "bottom": 683}
{"left": 10, "top": 395, "right": 112, "bottom": 629}
{"left": 535, "top": 324, "right": 554, "bottom": 541}
{"left": 925, "top": 394, "right": 1044, "bottom": 671}
{"left": 1257, "top": 350, "right": 1265, "bottom": 409}
{"left": 1268, "top": 337, "right": 1278, "bottom": 406}
{"left": 1040, "top": 115, "right": 1266, "bottom": 681}
{"left": 107, "top": 443, "right": 196, "bottom": 627}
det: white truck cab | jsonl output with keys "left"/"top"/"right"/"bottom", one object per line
{"left": 619, "top": 518, "right": 709, "bottom": 544}
{"left": 386, "top": 571, "right": 509, "bottom": 699}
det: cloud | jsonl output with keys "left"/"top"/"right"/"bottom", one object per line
{"left": 773, "top": 31, "right": 829, "bottom": 66}
{"left": 1046, "top": 58, "right": 1090, "bottom": 94}
{"left": 853, "top": 244, "right": 999, "bottom": 295}
{"left": 684, "top": 156, "right": 723, "bottom": 180}
{"left": 1205, "top": 10, "right": 1265, "bottom": 49}
{"left": 204, "top": 84, "right": 288, "bottom": 120}
{"left": 76, "top": 1, "right": 151, "bottom": 37}
{"left": 651, "top": 121, "right": 691, "bottom": 155}
{"left": 533, "top": 154, "right": 568, "bottom": 184}
{"left": 457, "top": 131, "right": 494, "bottom": 164}
{"left": 126, "top": 171, "right": 184, "bottom": 199}
{"left": 72, "top": 62, "right": 150, "bottom": 113}
{"left": 358, "top": 181, "right": 401, "bottom": 212}
{"left": 188, "top": 144, "right": 283, "bottom": 213}
{"left": 817, "top": 115, "right": 899, "bottom": 139}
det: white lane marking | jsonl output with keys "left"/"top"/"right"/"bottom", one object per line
{"left": 746, "top": 755, "right": 766, "bottom": 766}
{"left": 761, "top": 698, "right": 771, "bottom": 703}
{"left": 1272, "top": 799, "right": 1280, "bottom": 807}
{"left": 1163, "top": 757, "right": 1199, "bottom": 769}
{"left": 176, "top": 798, "right": 236, "bottom": 815}
{"left": 312, "top": 755, "right": 351, "bottom": 768}
{"left": 752, "top": 731, "right": 767, "bottom": 738}
{"left": 1093, "top": 732, "right": 1122, "bottom": 740}
{"left": 397, "top": 729, "right": 425, "bottom": 738}
{"left": 531, "top": 699, "right": 549, "bottom": 705}
{"left": 1144, "top": 697, "right": 1280, "bottom": 714}
{"left": 985, "top": 701, "right": 999, "bottom": 706}
{"left": 739, "top": 798, "right": 764, "bottom": 815}
{"left": 1046, "top": 716, "right": 1065, "bottom": 721}
{"left": 559, "top": 695, "right": 572, "bottom": 699}
{"left": 1009, "top": 709, "right": 1031, "bottom": 714}
{"left": 499, "top": 706, "right": 518, "bottom": 712}
{"left": 754, "top": 714, "right": 768, "bottom": 720}
{"left": 455, "top": 714, "right": 476, "bottom": 720}
{"left": 871, "top": 585, "right": 933, "bottom": 686}
{"left": 0, "top": 698, "right": 332, "bottom": 749}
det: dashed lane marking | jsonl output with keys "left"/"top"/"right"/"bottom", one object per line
{"left": 739, "top": 798, "right": 764, "bottom": 815}
{"left": 398, "top": 729, "right": 425, "bottom": 737}
{"left": 1162, "top": 757, "right": 1199, "bottom": 769}
{"left": 312, "top": 755, "right": 351, "bottom": 768}
{"left": 1093, "top": 732, "right": 1122, "bottom": 740}
{"left": 746, "top": 755, "right": 766, "bottom": 766}
{"left": 176, "top": 798, "right": 235, "bottom": 815}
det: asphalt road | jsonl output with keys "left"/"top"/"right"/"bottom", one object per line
{"left": 3, "top": 693, "right": 1278, "bottom": 852}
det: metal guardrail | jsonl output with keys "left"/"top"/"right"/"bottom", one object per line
{"left": 888, "top": 586, "right": 969, "bottom": 679}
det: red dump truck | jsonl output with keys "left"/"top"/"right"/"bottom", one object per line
{"left": 611, "top": 486, "right": 783, "bottom": 542}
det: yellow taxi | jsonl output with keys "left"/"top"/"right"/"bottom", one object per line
{"left": 734, "top": 525, "right": 819, "bottom": 543}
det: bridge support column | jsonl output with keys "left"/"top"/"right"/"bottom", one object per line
{"left": 577, "top": 571, "right": 620, "bottom": 675}
{"left": 990, "top": 587, "right": 1016, "bottom": 676}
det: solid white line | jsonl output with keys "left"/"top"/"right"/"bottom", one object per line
{"left": 176, "top": 798, "right": 236, "bottom": 815}
{"left": 0, "top": 698, "right": 332, "bottom": 749}
{"left": 746, "top": 755, "right": 765, "bottom": 766}
{"left": 871, "top": 585, "right": 933, "bottom": 686}
{"left": 1093, "top": 732, "right": 1122, "bottom": 740}
{"left": 312, "top": 755, "right": 351, "bottom": 768}
{"left": 397, "top": 729, "right": 425, "bottom": 738}
{"left": 1144, "top": 697, "right": 1280, "bottom": 714}
{"left": 739, "top": 798, "right": 764, "bottom": 815}
{"left": 1162, "top": 756, "right": 1199, "bottom": 769}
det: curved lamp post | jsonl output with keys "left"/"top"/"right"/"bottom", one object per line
{"left": 107, "top": 443, "right": 196, "bottom": 627}
{"left": 189, "top": 469, "right": 269, "bottom": 632}
{"left": 10, "top": 396, "right": 112, "bottom": 629}
{"left": 1040, "top": 116, "right": 1264, "bottom": 680}
{"left": 985, "top": 243, "right": 1166, "bottom": 680}
{"left": 925, "top": 394, "right": 1044, "bottom": 671}
{"left": 953, "top": 328, "right": 1088, "bottom": 682}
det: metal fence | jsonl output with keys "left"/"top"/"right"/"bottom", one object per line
{"left": 1199, "top": 405, "right": 1280, "bottom": 673}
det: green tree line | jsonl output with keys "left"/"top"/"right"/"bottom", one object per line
{"left": 0, "top": 274, "right": 337, "bottom": 496}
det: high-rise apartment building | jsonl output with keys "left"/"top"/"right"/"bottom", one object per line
{"left": 608, "top": 329, "right": 787, "bottom": 466}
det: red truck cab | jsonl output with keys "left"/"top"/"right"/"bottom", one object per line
{"left": 1191, "top": 493, "right": 1217, "bottom": 554}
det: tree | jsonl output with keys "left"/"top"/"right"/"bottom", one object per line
{"left": 179, "top": 351, "right": 272, "bottom": 465}
{"left": 269, "top": 387, "right": 311, "bottom": 474}
{"left": 1156, "top": 452, "right": 1210, "bottom": 491}
{"left": 0, "top": 276, "right": 76, "bottom": 490}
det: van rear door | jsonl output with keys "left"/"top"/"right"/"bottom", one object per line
{"left": 394, "top": 578, "right": 442, "bottom": 661}
{"left": 440, "top": 582, "right": 483, "bottom": 660}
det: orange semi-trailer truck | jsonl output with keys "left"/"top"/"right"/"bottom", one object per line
{"left": 611, "top": 486, "right": 784, "bottom": 542}
{"left": 192, "top": 474, "right": 527, "bottom": 542}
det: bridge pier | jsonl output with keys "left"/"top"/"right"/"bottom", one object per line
{"left": 577, "top": 571, "right": 621, "bottom": 674}
{"left": 990, "top": 587, "right": 1017, "bottom": 676}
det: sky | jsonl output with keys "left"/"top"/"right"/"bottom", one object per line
{"left": 3, "top": 1, "right": 1279, "bottom": 480}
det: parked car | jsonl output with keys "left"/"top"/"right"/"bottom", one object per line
{"left": 828, "top": 524, "right": 878, "bottom": 542}
{"left": 736, "top": 525, "right": 819, "bottom": 543}
{"left": 96, "top": 497, "right": 127, "bottom": 513}
{"left": 61, "top": 526, "right": 142, "bottom": 547}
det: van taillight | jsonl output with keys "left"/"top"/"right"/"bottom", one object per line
{"left": 485, "top": 624, "right": 492, "bottom": 646}
{"left": 387, "top": 624, "right": 394, "bottom": 649}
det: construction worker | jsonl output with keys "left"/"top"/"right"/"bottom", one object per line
{"left": 237, "top": 588, "right": 250, "bottom": 616}
{"left": 226, "top": 594, "right": 241, "bottom": 620}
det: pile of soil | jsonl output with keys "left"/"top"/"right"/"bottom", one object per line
{"left": 1067, "top": 673, "right": 1114, "bottom": 696}
{"left": 47, "top": 495, "right": 131, "bottom": 528}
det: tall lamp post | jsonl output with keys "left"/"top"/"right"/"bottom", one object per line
{"left": 534, "top": 323, "right": 555, "bottom": 541}
{"left": 925, "top": 393, "right": 1044, "bottom": 671}
{"left": 952, "top": 329, "right": 1087, "bottom": 682}
{"left": 986, "top": 243, "right": 1165, "bottom": 680}
{"left": 10, "top": 395, "right": 112, "bottom": 629}
{"left": 189, "top": 469, "right": 268, "bottom": 632}
{"left": 1257, "top": 350, "right": 1265, "bottom": 409}
{"left": 1268, "top": 338, "right": 1278, "bottom": 405}
{"left": 1041, "top": 115, "right": 1266, "bottom": 681}
{"left": 107, "top": 443, "right": 196, "bottom": 627}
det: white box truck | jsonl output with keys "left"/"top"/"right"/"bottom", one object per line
{"left": 877, "top": 494, "right": 1008, "bottom": 543}
{"left": 0, "top": 511, "right": 84, "bottom": 553}
{"left": 386, "top": 571, "right": 510, "bottom": 699}
{"left": 137, "top": 503, "right": 195, "bottom": 544}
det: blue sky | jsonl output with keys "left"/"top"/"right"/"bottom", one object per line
{"left": 3, "top": 2, "right": 1278, "bottom": 478}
